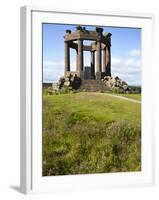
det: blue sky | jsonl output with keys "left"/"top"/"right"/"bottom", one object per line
{"left": 43, "top": 24, "right": 141, "bottom": 86}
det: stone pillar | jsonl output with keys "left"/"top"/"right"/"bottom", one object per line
{"left": 106, "top": 45, "right": 111, "bottom": 76}
{"left": 91, "top": 51, "right": 95, "bottom": 79}
{"left": 77, "top": 39, "right": 83, "bottom": 72}
{"left": 96, "top": 40, "right": 101, "bottom": 79}
{"left": 64, "top": 41, "right": 70, "bottom": 72}
{"left": 102, "top": 48, "right": 106, "bottom": 72}
{"left": 96, "top": 40, "right": 101, "bottom": 72}
{"left": 76, "top": 49, "right": 78, "bottom": 72}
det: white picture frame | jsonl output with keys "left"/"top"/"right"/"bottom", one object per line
{"left": 20, "top": 6, "right": 154, "bottom": 194}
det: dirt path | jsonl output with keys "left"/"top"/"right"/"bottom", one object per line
{"left": 98, "top": 93, "right": 141, "bottom": 104}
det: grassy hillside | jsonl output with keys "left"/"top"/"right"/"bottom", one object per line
{"left": 42, "top": 92, "right": 141, "bottom": 176}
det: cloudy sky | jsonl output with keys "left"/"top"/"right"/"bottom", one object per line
{"left": 43, "top": 24, "right": 141, "bottom": 86}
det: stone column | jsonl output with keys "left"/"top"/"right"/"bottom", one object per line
{"left": 96, "top": 40, "right": 101, "bottom": 73}
{"left": 106, "top": 45, "right": 111, "bottom": 76}
{"left": 96, "top": 40, "right": 102, "bottom": 79}
{"left": 77, "top": 39, "right": 83, "bottom": 72}
{"left": 102, "top": 48, "right": 106, "bottom": 72}
{"left": 91, "top": 51, "right": 95, "bottom": 79}
{"left": 76, "top": 49, "right": 78, "bottom": 72}
{"left": 64, "top": 41, "right": 70, "bottom": 72}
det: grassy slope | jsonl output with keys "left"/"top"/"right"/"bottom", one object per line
{"left": 43, "top": 92, "right": 141, "bottom": 176}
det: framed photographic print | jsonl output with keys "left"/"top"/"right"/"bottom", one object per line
{"left": 20, "top": 6, "right": 154, "bottom": 194}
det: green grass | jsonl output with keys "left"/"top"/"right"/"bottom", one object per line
{"left": 42, "top": 92, "right": 141, "bottom": 176}
{"left": 114, "top": 93, "right": 141, "bottom": 101}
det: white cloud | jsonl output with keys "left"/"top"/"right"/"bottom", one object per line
{"left": 43, "top": 50, "right": 142, "bottom": 86}
{"left": 43, "top": 60, "right": 64, "bottom": 66}
{"left": 112, "top": 57, "right": 122, "bottom": 66}
{"left": 43, "top": 60, "right": 64, "bottom": 82}
{"left": 111, "top": 55, "right": 141, "bottom": 85}
{"left": 129, "top": 49, "right": 141, "bottom": 57}
{"left": 124, "top": 58, "right": 136, "bottom": 66}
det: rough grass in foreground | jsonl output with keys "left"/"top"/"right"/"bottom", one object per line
{"left": 42, "top": 92, "right": 141, "bottom": 176}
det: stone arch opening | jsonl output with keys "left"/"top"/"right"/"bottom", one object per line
{"left": 70, "top": 48, "right": 76, "bottom": 72}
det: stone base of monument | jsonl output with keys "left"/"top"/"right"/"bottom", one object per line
{"left": 52, "top": 73, "right": 82, "bottom": 91}
{"left": 95, "top": 72, "right": 102, "bottom": 80}
{"left": 80, "top": 76, "right": 129, "bottom": 92}
{"left": 80, "top": 80, "right": 109, "bottom": 92}
{"left": 52, "top": 73, "right": 129, "bottom": 93}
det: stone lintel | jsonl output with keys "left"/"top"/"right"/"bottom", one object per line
{"left": 69, "top": 42, "right": 106, "bottom": 52}
{"left": 79, "top": 34, "right": 99, "bottom": 41}
{"left": 69, "top": 42, "right": 92, "bottom": 51}
{"left": 64, "top": 32, "right": 80, "bottom": 41}
{"left": 64, "top": 29, "right": 111, "bottom": 40}
{"left": 91, "top": 42, "right": 106, "bottom": 51}
{"left": 83, "top": 45, "right": 92, "bottom": 51}
{"left": 65, "top": 32, "right": 99, "bottom": 41}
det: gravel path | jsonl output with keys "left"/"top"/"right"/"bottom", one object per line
{"left": 98, "top": 93, "right": 141, "bottom": 104}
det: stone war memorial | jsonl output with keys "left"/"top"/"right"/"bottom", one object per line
{"left": 64, "top": 26, "right": 111, "bottom": 80}
{"left": 53, "top": 25, "right": 129, "bottom": 92}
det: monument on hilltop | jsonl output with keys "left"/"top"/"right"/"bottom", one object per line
{"left": 52, "top": 26, "right": 129, "bottom": 93}
{"left": 64, "top": 26, "right": 112, "bottom": 80}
